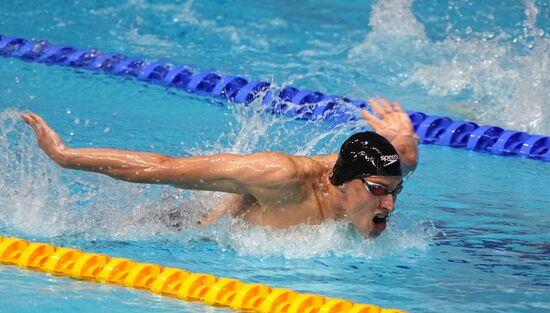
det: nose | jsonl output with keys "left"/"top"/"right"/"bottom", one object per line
{"left": 381, "top": 193, "right": 395, "bottom": 212}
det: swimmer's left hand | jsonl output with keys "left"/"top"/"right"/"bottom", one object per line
{"left": 360, "top": 99, "right": 419, "bottom": 173}
{"left": 360, "top": 99, "right": 419, "bottom": 143}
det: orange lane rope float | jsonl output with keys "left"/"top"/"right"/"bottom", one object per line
{"left": 0, "top": 236, "right": 406, "bottom": 313}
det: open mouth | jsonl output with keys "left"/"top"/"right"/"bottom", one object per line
{"left": 372, "top": 213, "right": 388, "bottom": 232}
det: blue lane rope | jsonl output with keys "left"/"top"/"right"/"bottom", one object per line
{"left": 1, "top": 34, "right": 548, "bottom": 162}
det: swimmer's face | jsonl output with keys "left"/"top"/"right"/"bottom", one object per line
{"left": 343, "top": 176, "right": 402, "bottom": 237}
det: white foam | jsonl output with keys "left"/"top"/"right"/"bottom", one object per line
{"left": 348, "top": 0, "right": 428, "bottom": 60}
{"left": 348, "top": 0, "right": 549, "bottom": 134}
{"left": 0, "top": 110, "right": 72, "bottom": 237}
{"left": 0, "top": 110, "right": 204, "bottom": 240}
{"left": 194, "top": 214, "right": 432, "bottom": 259}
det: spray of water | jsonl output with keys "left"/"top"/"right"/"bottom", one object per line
{"left": 349, "top": 0, "right": 549, "bottom": 134}
{"left": 0, "top": 109, "right": 72, "bottom": 237}
{"left": 0, "top": 109, "right": 208, "bottom": 240}
{"left": 194, "top": 214, "right": 433, "bottom": 260}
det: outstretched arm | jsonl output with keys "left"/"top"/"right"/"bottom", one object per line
{"left": 20, "top": 113, "right": 300, "bottom": 196}
{"left": 360, "top": 99, "right": 419, "bottom": 176}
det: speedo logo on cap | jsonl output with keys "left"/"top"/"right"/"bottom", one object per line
{"left": 380, "top": 154, "right": 399, "bottom": 167}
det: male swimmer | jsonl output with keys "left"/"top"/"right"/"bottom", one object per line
{"left": 20, "top": 99, "right": 419, "bottom": 238}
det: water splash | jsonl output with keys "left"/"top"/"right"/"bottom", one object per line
{"left": 349, "top": 0, "right": 549, "bottom": 135}
{"left": 190, "top": 215, "right": 432, "bottom": 260}
{"left": 194, "top": 85, "right": 362, "bottom": 156}
{"left": 348, "top": 0, "right": 429, "bottom": 68}
{"left": 0, "top": 109, "right": 206, "bottom": 240}
{"left": 0, "top": 109, "right": 72, "bottom": 237}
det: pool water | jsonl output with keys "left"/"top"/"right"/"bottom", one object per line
{"left": 0, "top": 1, "right": 549, "bottom": 312}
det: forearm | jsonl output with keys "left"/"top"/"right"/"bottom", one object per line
{"left": 56, "top": 147, "right": 172, "bottom": 184}
{"left": 54, "top": 147, "right": 249, "bottom": 193}
{"left": 390, "top": 133, "right": 419, "bottom": 174}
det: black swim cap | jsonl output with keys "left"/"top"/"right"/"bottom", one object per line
{"left": 329, "top": 131, "right": 402, "bottom": 186}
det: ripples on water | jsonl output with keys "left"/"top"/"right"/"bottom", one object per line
{"left": 0, "top": 1, "right": 549, "bottom": 312}
{"left": 0, "top": 0, "right": 548, "bottom": 133}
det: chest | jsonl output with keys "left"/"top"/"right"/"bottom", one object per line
{"left": 237, "top": 192, "right": 328, "bottom": 229}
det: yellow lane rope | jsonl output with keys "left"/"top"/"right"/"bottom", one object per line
{"left": 0, "top": 236, "right": 406, "bottom": 313}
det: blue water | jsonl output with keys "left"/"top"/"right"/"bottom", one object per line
{"left": 0, "top": 1, "right": 549, "bottom": 312}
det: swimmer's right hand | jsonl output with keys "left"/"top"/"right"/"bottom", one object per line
{"left": 21, "top": 112, "right": 67, "bottom": 163}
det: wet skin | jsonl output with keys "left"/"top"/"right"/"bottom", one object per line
{"left": 20, "top": 99, "right": 418, "bottom": 237}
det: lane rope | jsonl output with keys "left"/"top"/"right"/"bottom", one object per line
{"left": 0, "top": 235, "right": 406, "bottom": 313}
{"left": 0, "top": 34, "right": 548, "bottom": 162}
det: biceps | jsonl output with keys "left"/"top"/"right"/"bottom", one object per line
{"left": 161, "top": 153, "right": 297, "bottom": 195}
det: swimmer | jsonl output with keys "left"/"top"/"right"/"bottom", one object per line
{"left": 20, "top": 99, "right": 418, "bottom": 237}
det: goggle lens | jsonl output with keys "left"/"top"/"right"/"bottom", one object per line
{"left": 362, "top": 179, "right": 403, "bottom": 196}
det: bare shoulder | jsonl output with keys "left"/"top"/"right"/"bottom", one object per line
{"left": 223, "top": 152, "right": 307, "bottom": 202}
{"left": 217, "top": 152, "right": 333, "bottom": 180}
{"left": 228, "top": 152, "right": 333, "bottom": 203}
{"left": 289, "top": 153, "right": 337, "bottom": 180}
{"left": 308, "top": 153, "right": 338, "bottom": 168}
{"left": 238, "top": 151, "right": 303, "bottom": 182}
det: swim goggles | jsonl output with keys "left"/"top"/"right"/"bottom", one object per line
{"left": 360, "top": 179, "right": 403, "bottom": 197}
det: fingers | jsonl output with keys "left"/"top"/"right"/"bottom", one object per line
{"left": 20, "top": 112, "right": 46, "bottom": 129}
{"left": 392, "top": 101, "right": 404, "bottom": 112}
{"left": 31, "top": 113, "right": 48, "bottom": 126}
{"left": 379, "top": 99, "right": 394, "bottom": 114}
{"left": 367, "top": 98, "right": 404, "bottom": 117}
{"left": 20, "top": 113, "right": 35, "bottom": 124}
{"left": 360, "top": 109, "right": 382, "bottom": 129}
{"left": 20, "top": 114, "right": 29, "bottom": 124}
{"left": 368, "top": 99, "right": 387, "bottom": 117}
{"left": 20, "top": 113, "right": 35, "bottom": 125}
{"left": 20, "top": 113, "right": 38, "bottom": 130}
{"left": 20, "top": 112, "right": 54, "bottom": 146}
